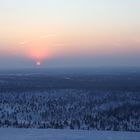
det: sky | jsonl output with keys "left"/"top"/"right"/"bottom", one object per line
{"left": 0, "top": 0, "right": 140, "bottom": 68}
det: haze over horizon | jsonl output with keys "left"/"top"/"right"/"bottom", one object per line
{"left": 0, "top": 0, "right": 140, "bottom": 68}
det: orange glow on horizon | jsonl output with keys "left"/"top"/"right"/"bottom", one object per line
{"left": 23, "top": 37, "right": 54, "bottom": 63}
{"left": 27, "top": 47, "right": 53, "bottom": 63}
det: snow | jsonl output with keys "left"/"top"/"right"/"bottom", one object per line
{"left": 0, "top": 91, "right": 140, "bottom": 131}
{"left": 0, "top": 129, "right": 140, "bottom": 140}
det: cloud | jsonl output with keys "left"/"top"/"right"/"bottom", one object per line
{"left": 19, "top": 41, "right": 28, "bottom": 45}
{"left": 19, "top": 33, "right": 57, "bottom": 48}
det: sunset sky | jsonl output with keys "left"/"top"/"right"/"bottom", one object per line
{"left": 0, "top": 0, "right": 140, "bottom": 68}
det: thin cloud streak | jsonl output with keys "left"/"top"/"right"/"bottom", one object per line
{"left": 20, "top": 41, "right": 28, "bottom": 45}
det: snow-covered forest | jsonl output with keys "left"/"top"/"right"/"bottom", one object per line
{"left": 0, "top": 89, "right": 140, "bottom": 131}
{"left": 0, "top": 70, "right": 140, "bottom": 131}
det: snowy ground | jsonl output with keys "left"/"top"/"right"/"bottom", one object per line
{"left": 0, "top": 129, "right": 140, "bottom": 140}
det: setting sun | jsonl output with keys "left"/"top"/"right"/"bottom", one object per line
{"left": 36, "top": 61, "right": 41, "bottom": 66}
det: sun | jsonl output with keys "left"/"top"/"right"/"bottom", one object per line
{"left": 36, "top": 61, "right": 41, "bottom": 66}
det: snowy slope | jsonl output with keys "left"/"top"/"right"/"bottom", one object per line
{"left": 0, "top": 129, "right": 140, "bottom": 140}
